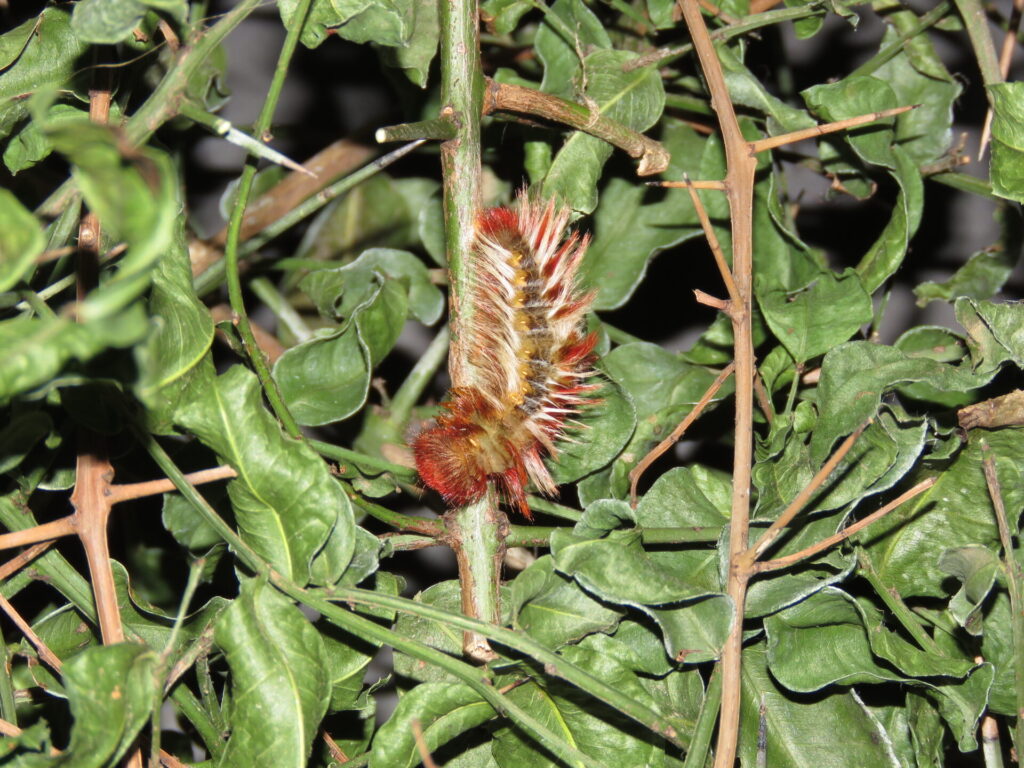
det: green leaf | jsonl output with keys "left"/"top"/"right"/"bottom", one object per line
{"left": 176, "top": 365, "right": 354, "bottom": 584}
{"left": 0, "top": 306, "right": 150, "bottom": 406}
{"left": 872, "top": 25, "right": 959, "bottom": 166}
{"left": 758, "top": 268, "right": 873, "bottom": 364}
{"left": 938, "top": 545, "right": 998, "bottom": 636}
{"left": 547, "top": 375, "right": 636, "bottom": 486}
{"left": 989, "top": 82, "right": 1024, "bottom": 203}
{"left": 646, "top": 595, "right": 733, "bottom": 664}
{"left": 381, "top": 0, "right": 439, "bottom": 87}
{"left": 281, "top": 0, "right": 374, "bottom": 48}
{"left": 581, "top": 119, "right": 705, "bottom": 310}
{"left": 765, "top": 588, "right": 972, "bottom": 691}
{"left": 535, "top": 0, "right": 611, "bottom": 99}
{"left": 394, "top": 581, "right": 484, "bottom": 685}
{"left": 809, "top": 341, "right": 988, "bottom": 461}
{"left": 274, "top": 323, "right": 371, "bottom": 427}
{"left": 551, "top": 500, "right": 722, "bottom": 604}
{"left": 719, "top": 44, "right": 816, "bottom": 133}
{"left": 335, "top": 0, "right": 412, "bottom": 48}
{"left": 492, "top": 646, "right": 663, "bottom": 768}
{"left": 216, "top": 578, "right": 331, "bottom": 768}
{"left": 893, "top": 326, "right": 975, "bottom": 407}
{"left": 47, "top": 118, "right": 177, "bottom": 321}
{"left": 3, "top": 104, "right": 88, "bottom": 174}
{"left": 0, "top": 187, "right": 44, "bottom": 292}
{"left": 0, "top": 409, "right": 52, "bottom": 475}
{"left": 133, "top": 221, "right": 215, "bottom": 433}
{"left": 277, "top": 266, "right": 412, "bottom": 426}
{"left": 955, "top": 297, "right": 1024, "bottom": 375}
{"left": 53, "top": 643, "right": 157, "bottom": 767}
{"left": 864, "top": 429, "right": 1024, "bottom": 597}
{"left": 0, "top": 9, "right": 88, "bottom": 140}
{"left": 636, "top": 466, "right": 730, "bottom": 528}
{"left": 802, "top": 77, "right": 924, "bottom": 292}
{"left": 482, "top": 0, "right": 532, "bottom": 33}
{"left": 510, "top": 555, "right": 621, "bottom": 647}
{"left": 542, "top": 50, "right": 665, "bottom": 214}
{"left": 301, "top": 247, "right": 443, "bottom": 325}
{"left": 738, "top": 643, "right": 904, "bottom": 767}
{"left": 72, "top": 0, "right": 147, "bottom": 44}
{"left": 299, "top": 175, "right": 435, "bottom": 260}
{"left": 370, "top": 683, "right": 495, "bottom": 768}
{"left": 915, "top": 249, "right": 1018, "bottom": 306}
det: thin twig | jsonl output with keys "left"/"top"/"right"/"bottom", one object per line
{"left": 754, "top": 478, "right": 937, "bottom": 573}
{"left": 0, "top": 518, "right": 76, "bottom": 551}
{"left": 979, "top": 0, "right": 1023, "bottom": 158}
{"left": 0, "top": 542, "right": 54, "bottom": 580}
{"left": 108, "top": 465, "right": 238, "bottom": 504}
{"left": 0, "top": 592, "right": 63, "bottom": 672}
{"left": 982, "top": 447, "right": 1024, "bottom": 756}
{"left": 411, "top": 719, "right": 441, "bottom": 768}
{"left": 749, "top": 421, "right": 869, "bottom": 559}
{"left": 323, "top": 731, "right": 350, "bottom": 763}
{"left": 748, "top": 106, "right": 916, "bottom": 155}
{"left": 680, "top": 174, "right": 742, "bottom": 307}
{"left": 629, "top": 362, "right": 735, "bottom": 507}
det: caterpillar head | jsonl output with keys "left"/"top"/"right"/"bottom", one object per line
{"left": 412, "top": 420, "right": 489, "bottom": 509}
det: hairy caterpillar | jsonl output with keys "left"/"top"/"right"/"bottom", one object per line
{"left": 413, "top": 193, "right": 600, "bottom": 519}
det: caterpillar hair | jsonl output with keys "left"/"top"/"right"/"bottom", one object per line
{"left": 413, "top": 192, "right": 600, "bottom": 519}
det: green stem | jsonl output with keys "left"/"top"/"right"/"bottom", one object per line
{"left": 347, "top": 486, "right": 444, "bottom": 536}
{"left": 850, "top": 1, "right": 951, "bottom": 78}
{"left": 278, "top": 583, "right": 612, "bottom": 768}
{"left": 221, "top": 0, "right": 313, "bottom": 440}
{"left": 527, "top": 495, "right": 583, "bottom": 522}
{"left": 170, "top": 683, "right": 225, "bottom": 760}
{"left": 250, "top": 277, "right": 313, "bottom": 342}
{"left": 952, "top": 0, "right": 1002, "bottom": 96}
{"left": 857, "top": 548, "right": 943, "bottom": 655}
{"left": 682, "top": 666, "right": 721, "bottom": 768}
{"left": 309, "top": 439, "right": 417, "bottom": 479}
{"left": 602, "top": 322, "right": 644, "bottom": 346}
{"left": 0, "top": 631, "right": 16, "bottom": 725}
{"left": 193, "top": 140, "right": 426, "bottom": 297}
{"left": 389, "top": 326, "right": 450, "bottom": 426}
{"left": 325, "top": 584, "right": 686, "bottom": 748}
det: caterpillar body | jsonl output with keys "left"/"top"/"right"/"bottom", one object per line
{"left": 413, "top": 194, "right": 600, "bottom": 519}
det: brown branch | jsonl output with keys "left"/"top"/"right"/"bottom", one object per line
{"left": 753, "top": 478, "right": 936, "bottom": 573}
{"left": 0, "top": 518, "right": 77, "bottom": 551}
{"left": 108, "top": 465, "right": 238, "bottom": 504}
{"left": 322, "top": 731, "right": 350, "bottom": 764}
{"left": 190, "top": 139, "right": 376, "bottom": 277}
{"left": 159, "top": 750, "right": 189, "bottom": 768}
{"left": 483, "top": 79, "right": 671, "bottom": 176}
{"left": 629, "top": 362, "right": 735, "bottom": 507}
{"left": 0, "top": 542, "right": 53, "bottom": 580}
{"left": 0, "top": 591, "right": 63, "bottom": 672}
{"left": 680, "top": 174, "right": 741, "bottom": 307}
{"left": 410, "top": 719, "right": 441, "bottom": 768}
{"left": 753, "top": 369, "right": 774, "bottom": 425}
{"left": 677, "top": 2, "right": 758, "bottom": 765}
{"left": 70, "top": 447, "right": 125, "bottom": 646}
{"left": 649, "top": 179, "right": 727, "bottom": 190}
{"left": 748, "top": 421, "right": 869, "bottom": 560}
{"left": 748, "top": 105, "right": 917, "bottom": 155}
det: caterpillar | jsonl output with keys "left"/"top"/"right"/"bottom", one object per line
{"left": 413, "top": 193, "right": 600, "bottom": 519}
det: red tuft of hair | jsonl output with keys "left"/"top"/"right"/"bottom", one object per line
{"left": 413, "top": 193, "right": 600, "bottom": 518}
